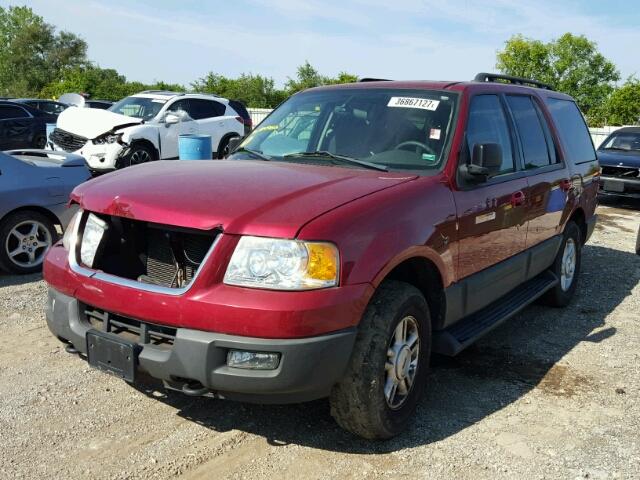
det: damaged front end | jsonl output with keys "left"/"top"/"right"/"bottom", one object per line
{"left": 600, "top": 164, "right": 640, "bottom": 197}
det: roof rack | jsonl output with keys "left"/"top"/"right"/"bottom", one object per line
{"left": 473, "top": 72, "right": 554, "bottom": 91}
{"left": 358, "top": 78, "right": 392, "bottom": 82}
{"left": 139, "top": 90, "right": 185, "bottom": 96}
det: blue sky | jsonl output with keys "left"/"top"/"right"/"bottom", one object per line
{"left": 7, "top": 0, "right": 640, "bottom": 87}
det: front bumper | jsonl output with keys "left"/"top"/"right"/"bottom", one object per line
{"left": 55, "top": 142, "right": 123, "bottom": 171}
{"left": 46, "top": 287, "right": 357, "bottom": 403}
{"left": 599, "top": 175, "right": 640, "bottom": 198}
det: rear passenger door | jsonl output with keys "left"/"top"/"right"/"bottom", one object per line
{"left": 187, "top": 99, "right": 228, "bottom": 156}
{"left": 453, "top": 94, "right": 529, "bottom": 313}
{"left": 505, "top": 95, "right": 568, "bottom": 248}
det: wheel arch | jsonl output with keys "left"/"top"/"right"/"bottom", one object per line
{"left": 127, "top": 139, "right": 159, "bottom": 160}
{"left": 568, "top": 207, "right": 587, "bottom": 244}
{"left": 1, "top": 205, "right": 62, "bottom": 230}
{"left": 376, "top": 255, "right": 447, "bottom": 330}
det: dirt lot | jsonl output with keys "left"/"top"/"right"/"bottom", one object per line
{"left": 1, "top": 200, "right": 639, "bottom": 480}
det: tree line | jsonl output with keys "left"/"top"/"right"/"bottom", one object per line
{"left": 1, "top": 6, "right": 638, "bottom": 126}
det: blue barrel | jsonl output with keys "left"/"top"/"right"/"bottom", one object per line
{"left": 178, "top": 134, "right": 212, "bottom": 160}
{"left": 46, "top": 123, "right": 56, "bottom": 149}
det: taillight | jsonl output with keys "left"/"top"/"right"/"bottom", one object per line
{"left": 235, "top": 116, "right": 252, "bottom": 127}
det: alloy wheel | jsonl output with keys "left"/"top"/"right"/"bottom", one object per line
{"left": 384, "top": 315, "right": 420, "bottom": 409}
{"left": 560, "top": 238, "right": 577, "bottom": 291}
{"left": 5, "top": 220, "right": 52, "bottom": 269}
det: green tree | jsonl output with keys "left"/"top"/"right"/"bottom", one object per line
{"left": 0, "top": 6, "right": 87, "bottom": 96}
{"left": 284, "top": 61, "right": 358, "bottom": 95}
{"left": 192, "top": 72, "right": 286, "bottom": 108}
{"left": 496, "top": 33, "right": 620, "bottom": 122}
{"left": 601, "top": 78, "right": 640, "bottom": 126}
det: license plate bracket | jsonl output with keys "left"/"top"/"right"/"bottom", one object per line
{"left": 86, "top": 330, "right": 140, "bottom": 383}
{"left": 604, "top": 180, "right": 625, "bottom": 193}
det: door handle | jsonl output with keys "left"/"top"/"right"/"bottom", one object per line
{"left": 511, "top": 191, "right": 526, "bottom": 207}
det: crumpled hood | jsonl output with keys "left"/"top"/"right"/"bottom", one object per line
{"left": 56, "top": 106, "right": 143, "bottom": 139}
{"left": 71, "top": 160, "right": 417, "bottom": 237}
{"left": 597, "top": 149, "right": 640, "bottom": 168}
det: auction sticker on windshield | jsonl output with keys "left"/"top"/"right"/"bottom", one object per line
{"left": 388, "top": 97, "right": 440, "bottom": 111}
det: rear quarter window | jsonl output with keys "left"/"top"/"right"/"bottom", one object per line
{"left": 544, "top": 98, "right": 596, "bottom": 164}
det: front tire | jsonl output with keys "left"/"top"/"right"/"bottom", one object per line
{"left": 541, "top": 221, "right": 582, "bottom": 307}
{"left": 118, "top": 143, "right": 155, "bottom": 169}
{"left": 0, "top": 211, "right": 58, "bottom": 274}
{"left": 330, "top": 280, "right": 431, "bottom": 439}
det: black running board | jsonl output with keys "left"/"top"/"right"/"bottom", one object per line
{"left": 433, "top": 271, "right": 558, "bottom": 356}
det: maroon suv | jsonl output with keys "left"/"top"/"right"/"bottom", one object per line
{"left": 44, "top": 73, "right": 598, "bottom": 439}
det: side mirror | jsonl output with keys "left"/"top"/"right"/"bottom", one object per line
{"left": 461, "top": 143, "right": 502, "bottom": 182}
{"left": 164, "top": 113, "right": 180, "bottom": 125}
{"left": 227, "top": 136, "right": 244, "bottom": 155}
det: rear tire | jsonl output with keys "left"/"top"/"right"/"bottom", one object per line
{"left": 0, "top": 211, "right": 58, "bottom": 274}
{"left": 217, "top": 135, "right": 239, "bottom": 159}
{"left": 33, "top": 134, "right": 47, "bottom": 149}
{"left": 541, "top": 221, "right": 582, "bottom": 307}
{"left": 329, "top": 280, "right": 431, "bottom": 439}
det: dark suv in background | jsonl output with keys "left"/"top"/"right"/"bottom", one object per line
{"left": 44, "top": 73, "right": 598, "bottom": 439}
{"left": 597, "top": 126, "right": 640, "bottom": 199}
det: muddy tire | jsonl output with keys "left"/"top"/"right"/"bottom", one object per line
{"left": 541, "top": 221, "right": 582, "bottom": 307}
{"left": 329, "top": 280, "right": 431, "bottom": 439}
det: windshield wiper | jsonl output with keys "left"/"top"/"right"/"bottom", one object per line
{"left": 283, "top": 151, "right": 388, "bottom": 172}
{"left": 233, "top": 147, "right": 271, "bottom": 161}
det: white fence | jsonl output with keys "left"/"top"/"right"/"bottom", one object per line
{"left": 247, "top": 108, "right": 273, "bottom": 126}
{"left": 247, "top": 108, "right": 626, "bottom": 149}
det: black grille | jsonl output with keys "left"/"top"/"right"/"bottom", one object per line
{"left": 601, "top": 165, "right": 639, "bottom": 178}
{"left": 82, "top": 213, "right": 217, "bottom": 289}
{"left": 83, "top": 306, "right": 176, "bottom": 349}
{"left": 50, "top": 128, "right": 87, "bottom": 152}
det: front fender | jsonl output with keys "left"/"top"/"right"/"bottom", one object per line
{"left": 119, "top": 125, "right": 161, "bottom": 151}
{"left": 297, "top": 175, "right": 458, "bottom": 290}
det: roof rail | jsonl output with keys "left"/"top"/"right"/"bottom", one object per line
{"left": 473, "top": 72, "right": 554, "bottom": 91}
{"left": 358, "top": 78, "right": 392, "bottom": 82}
{"left": 139, "top": 90, "right": 185, "bottom": 95}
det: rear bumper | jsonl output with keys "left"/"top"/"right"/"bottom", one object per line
{"left": 46, "top": 287, "right": 357, "bottom": 403}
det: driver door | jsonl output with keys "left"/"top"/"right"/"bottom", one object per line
{"left": 161, "top": 100, "right": 198, "bottom": 159}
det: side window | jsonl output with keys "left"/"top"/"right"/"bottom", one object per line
{"left": 544, "top": 98, "right": 596, "bottom": 164}
{"left": 187, "top": 99, "right": 226, "bottom": 120}
{"left": 167, "top": 100, "right": 193, "bottom": 120}
{"left": 506, "top": 95, "right": 552, "bottom": 169}
{"left": 466, "top": 95, "right": 514, "bottom": 174}
{"left": 0, "top": 105, "right": 29, "bottom": 119}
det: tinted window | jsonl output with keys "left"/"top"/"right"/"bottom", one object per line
{"left": 533, "top": 102, "right": 558, "bottom": 165}
{"left": 545, "top": 98, "right": 596, "bottom": 164}
{"left": 466, "top": 95, "right": 514, "bottom": 174}
{"left": 507, "top": 95, "right": 551, "bottom": 169}
{"left": 0, "top": 105, "right": 29, "bottom": 119}
{"left": 188, "top": 99, "right": 226, "bottom": 120}
{"left": 40, "top": 101, "right": 67, "bottom": 115}
{"left": 229, "top": 100, "right": 250, "bottom": 120}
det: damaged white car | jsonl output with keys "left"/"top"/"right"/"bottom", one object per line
{"left": 50, "top": 91, "right": 250, "bottom": 171}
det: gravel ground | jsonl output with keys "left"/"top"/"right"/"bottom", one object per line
{"left": 1, "top": 200, "right": 639, "bottom": 479}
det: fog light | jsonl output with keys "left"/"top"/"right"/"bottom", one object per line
{"left": 227, "top": 350, "right": 280, "bottom": 370}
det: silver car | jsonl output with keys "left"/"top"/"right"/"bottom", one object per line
{"left": 0, "top": 149, "right": 90, "bottom": 273}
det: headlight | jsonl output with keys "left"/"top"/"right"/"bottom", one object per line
{"left": 80, "top": 213, "right": 108, "bottom": 267}
{"left": 93, "top": 133, "right": 122, "bottom": 145}
{"left": 224, "top": 236, "right": 339, "bottom": 290}
{"left": 62, "top": 209, "right": 82, "bottom": 251}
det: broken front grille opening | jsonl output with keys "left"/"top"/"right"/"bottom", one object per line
{"left": 601, "top": 165, "right": 640, "bottom": 178}
{"left": 84, "top": 305, "right": 176, "bottom": 349}
{"left": 50, "top": 128, "right": 87, "bottom": 152}
{"left": 85, "top": 213, "right": 218, "bottom": 289}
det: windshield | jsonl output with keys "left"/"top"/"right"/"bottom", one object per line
{"left": 234, "top": 88, "right": 458, "bottom": 172}
{"left": 601, "top": 132, "right": 640, "bottom": 152}
{"left": 108, "top": 96, "right": 167, "bottom": 121}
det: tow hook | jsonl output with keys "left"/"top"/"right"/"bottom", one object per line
{"left": 65, "top": 344, "right": 79, "bottom": 354}
{"left": 182, "top": 381, "right": 209, "bottom": 396}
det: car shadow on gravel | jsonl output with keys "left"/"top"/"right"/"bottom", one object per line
{"left": 133, "top": 243, "right": 639, "bottom": 454}
{"left": 0, "top": 272, "right": 42, "bottom": 288}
